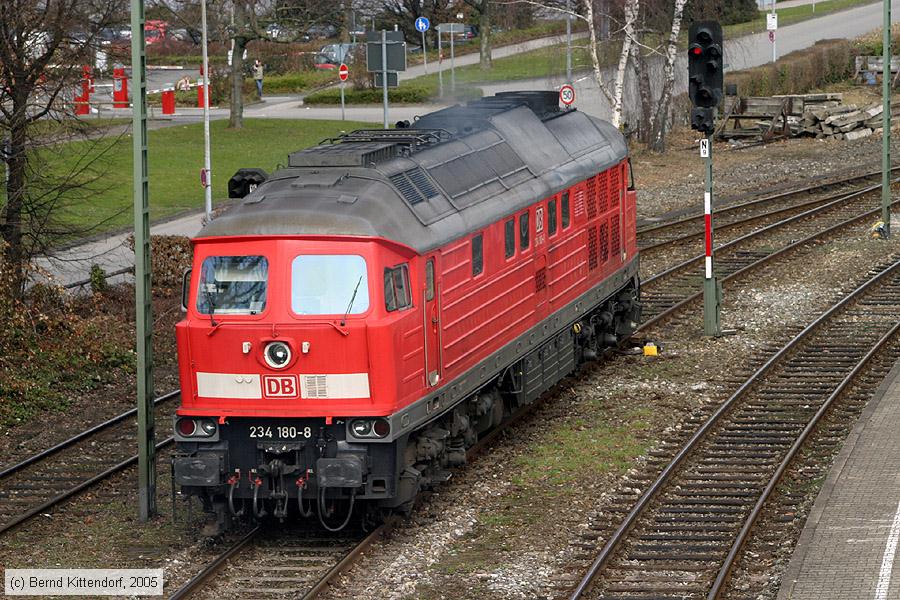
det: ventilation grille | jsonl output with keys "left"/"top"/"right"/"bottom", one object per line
{"left": 610, "top": 167, "right": 620, "bottom": 208}
{"left": 600, "top": 222, "right": 609, "bottom": 263}
{"left": 586, "top": 177, "right": 597, "bottom": 220}
{"left": 588, "top": 226, "right": 598, "bottom": 271}
{"left": 303, "top": 375, "right": 328, "bottom": 399}
{"left": 389, "top": 167, "right": 440, "bottom": 205}
{"left": 597, "top": 171, "right": 609, "bottom": 214}
{"left": 535, "top": 267, "right": 547, "bottom": 292}
{"left": 611, "top": 215, "right": 621, "bottom": 257}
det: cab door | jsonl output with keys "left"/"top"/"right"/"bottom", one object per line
{"left": 424, "top": 256, "right": 442, "bottom": 387}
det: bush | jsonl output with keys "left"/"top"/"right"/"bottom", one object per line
{"left": 304, "top": 82, "right": 482, "bottom": 105}
{"left": 726, "top": 39, "right": 855, "bottom": 97}
{"left": 126, "top": 234, "right": 193, "bottom": 290}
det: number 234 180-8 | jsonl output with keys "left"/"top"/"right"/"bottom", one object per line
{"left": 249, "top": 426, "right": 312, "bottom": 439}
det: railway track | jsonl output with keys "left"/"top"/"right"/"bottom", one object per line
{"left": 0, "top": 390, "right": 181, "bottom": 536}
{"left": 569, "top": 257, "right": 900, "bottom": 599}
{"left": 636, "top": 166, "right": 900, "bottom": 251}
{"left": 639, "top": 183, "right": 898, "bottom": 329}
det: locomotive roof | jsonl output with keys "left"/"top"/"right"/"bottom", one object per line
{"left": 199, "top": 91, "right": 628, "bottom": 254}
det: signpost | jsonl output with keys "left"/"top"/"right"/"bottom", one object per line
{"left": 416, "top": 16, "right": 430, "bottom": 74}
{"left": 338, "top": 63, "right": 349, "bottom": 121}
{"left": 130, "top": 0, "right": 155, "bottom": 521}
{"left": 366, "top": 30, "right": 406, "bottom": 129}
{"left": 883, "top": 0, "right": 892, "bottom": 237}
{"left": 767, "top": 12, "right": 777, "bottom": 62}
{"left": 438, "top": 23, "right": 465, "bottom": 93}
{"left": 559, "top": 84, "right": 575, "bottom": 107}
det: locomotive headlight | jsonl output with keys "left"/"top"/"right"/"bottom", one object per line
{"left": 199, "top": 419, "right": 217, "bottom": 436}
{"left": 177, "top": 418, "right": 196, "bottom": 436}
{"left": 264, "top": 341, "right": 292, "bottom": 369}
{"left": 351, "top": 420, "right": 372, "bottom": 437}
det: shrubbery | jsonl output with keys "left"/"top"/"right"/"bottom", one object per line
{"left": 0, "top": 244, "right": 136, "bottom": 427}
{"left": 726, "top": 39, "right": 855, "bottom": 96}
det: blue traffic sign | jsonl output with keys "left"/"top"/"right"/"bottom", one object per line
{"left": 415, "top": 16, "right": 430, "bottom": 32}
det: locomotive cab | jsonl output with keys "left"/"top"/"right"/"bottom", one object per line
{"left": 174, "top": 235, "right": 423, "bottom": 527}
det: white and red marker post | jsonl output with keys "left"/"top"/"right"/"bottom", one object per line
{"left": 701, "top": 134, "right": 722, "bottom": 336}
{"left": 338, "top": 63, "right": 349, "bottom": 121}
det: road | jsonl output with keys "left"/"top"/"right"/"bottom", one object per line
{"left": 44, "top": 2, "right": 899, "bottom": 287}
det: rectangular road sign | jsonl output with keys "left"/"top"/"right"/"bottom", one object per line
{"left": 374, "top": 71, "right": 399, "bottom": 87}
{"left": 366, "top": 30, "right": 407, "bottom": 72}
{"left": 700, "top": 138, "right": 709, "bottom": 158}
{"left": 437, "top": 23, "right": 466, "bottom": 33}
{"left": 766, "top": 13, "right": 777, "bottom": 30}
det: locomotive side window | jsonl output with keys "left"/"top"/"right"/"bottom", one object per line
{"left": 384, "top": 264, "right": 412, "bottom": 312}
{"left": 425, "top": 260, "right": 435, "bottom": 301}
{"left": 548, "top": 199, "right": 558, "bottom": 236}
{"left": 504, "top": 218, "right": 515, "bottom": 258}
{"left": 472, "top": 234, "right": 484, "bottom": 276}
{"left": 519, "top": 212, "right": 530, "bottom": 250}
{"left": 196, "top": 255, "right": 268, "bottom": 315}
{"left": 562, "top": 191, "right": 571, "bottom": 228}
{"left": 291, "top": 255, "right": 369, "bottom": 315}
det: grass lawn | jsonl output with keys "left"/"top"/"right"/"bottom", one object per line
{"left": 47, "top": 118, "right": 373, "bottom": 233}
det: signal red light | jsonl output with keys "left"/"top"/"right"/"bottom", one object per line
{"left": 691, "top": 47, "right": 702, "bottom": 55}
{"left": 177, "top": 418, "right": 197, "bottom": 436}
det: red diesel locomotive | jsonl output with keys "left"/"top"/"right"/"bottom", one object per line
{"left": 173, "top": 91, "right": 641, "bottom": 532}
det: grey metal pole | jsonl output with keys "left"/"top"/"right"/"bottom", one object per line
{"left": 566, "top": 0, "right": 572, "bottom": 83}
{"left": 438, "top": 29, "right": 443, "bottom": 97}
{"left": 130, "top": 0, "right": 155, "bottom": 521}
{"left": 340, "top": 81, "right": 346, "bottom": 120}
{"left": 450, "top": 28, "right": 456, "bottom": 92}
{"left": 200, "top": 0, "right": 211, "bottom": 220}
{"left": 883, "top": 0, "right": 892, "bottom": 237}
{"left": 382, "top": 29, "right": 388, "bottom": 129}
{"left": 422, "top": 29, "right": 428, "bottom": 74}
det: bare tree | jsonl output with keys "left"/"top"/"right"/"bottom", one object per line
{"left": 221, "top": 0, "right": 337, "bottom": 129}
{"left": 0, "top": 0, "right": 123, "bottom": 297}
{"left": 462, "top": 0, "right": 493, "bottom": 70}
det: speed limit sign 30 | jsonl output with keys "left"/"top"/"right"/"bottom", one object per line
{"left": 559, "top": 84, "right": 575, "bottom": 106}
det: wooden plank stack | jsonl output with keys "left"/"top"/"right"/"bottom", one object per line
{"left": 716, "top": 93, "right": 841, "bottom": 141}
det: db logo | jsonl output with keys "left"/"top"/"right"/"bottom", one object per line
{"left": 263, "top": 375, "right": 299, "bottom": 398}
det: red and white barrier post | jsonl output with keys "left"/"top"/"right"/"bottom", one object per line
{"left": 161, "top": 89, "right": 176, "bottom": 115}
{"left": 112, "top": 65, "right": 128, "bottom": 108}
{"left": 74, "top": 65, "right": 92, "bottom": 115}
{"left": 701, "top": 135, "right": 721, "bottom": 336}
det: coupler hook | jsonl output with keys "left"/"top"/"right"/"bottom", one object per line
{"left": 251, "top": 475, "right": 267, "bottom": 519}
{"left": 296, "top": 471, "right": 314, "bottom": 518}
{"left": 227, "top": 470, "right": 244, "bottom": 517}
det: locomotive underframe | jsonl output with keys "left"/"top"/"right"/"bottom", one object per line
{"left": 173, "top": 258, "right": 640, "bottom": 531}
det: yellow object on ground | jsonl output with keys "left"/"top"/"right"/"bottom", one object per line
{"left": 643, "top": 342, "right": 659, "bottom": 357}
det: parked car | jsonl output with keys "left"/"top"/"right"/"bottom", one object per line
{"left": 304, "top": 24, "right": 338, "bottom": 41}
{"left": 317, "top": 42, "right": 356, "bottom": 65}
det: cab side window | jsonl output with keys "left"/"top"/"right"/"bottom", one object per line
{"left": 504, "top": 218, "right": 515, "bottom": 258}
{"left": 384, "top": 264, "right": 411, "bottom": 311}
{"left": 548, "top": 199, "right": 558, "bottom": 236}
{"left": 472, "top": 234, "right": 484, "bottom": 276}
{"left": 562, "top": 191, "right": 571, "bottom": 228}
{"left": 519, "top": 212, "right": 530, "bottom": 250}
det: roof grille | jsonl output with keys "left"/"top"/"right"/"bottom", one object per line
{"left": 390, "top": 168, "right": 440, "bottom": 206}
{"left": 407, "top": 167, "right": 440, "bottom": 199}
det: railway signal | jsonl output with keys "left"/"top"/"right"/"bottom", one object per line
{"left": 688, "top": 20, "right": 723, "bottom": 337}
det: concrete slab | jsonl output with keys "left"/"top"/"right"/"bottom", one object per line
{"left": 778, "top": 358, "right": 900, "bottom": 599}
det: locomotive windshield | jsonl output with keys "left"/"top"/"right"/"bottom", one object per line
{"left": 291, "top": 254, "right": 370, "bottom": 316}
{"left": 196, "top": 255, "right": 268, "bottom": 315}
